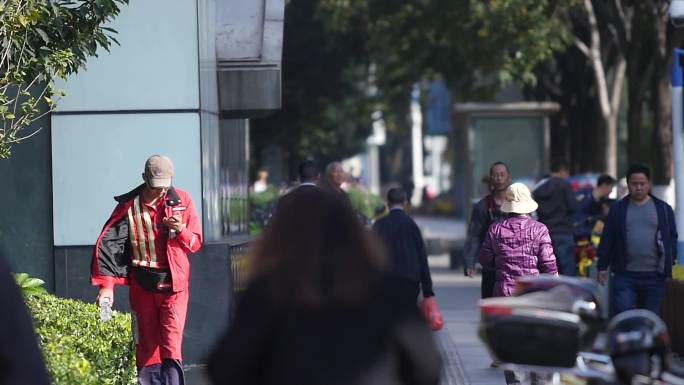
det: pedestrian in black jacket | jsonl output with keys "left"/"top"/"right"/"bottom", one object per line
{"left": 533, "top": 159, "right": 578, "bottom": 276}
{"left": 372, "top": 188, "right": 435, "bottom": 303}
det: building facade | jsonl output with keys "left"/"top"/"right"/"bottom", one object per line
{"left": 0, "top": 0, "right": 283, "bottom": 374}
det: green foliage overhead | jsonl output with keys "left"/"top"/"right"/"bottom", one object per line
{"left": 319, "top": 0, "right": 578, "bottom": 92}
{"left": 257, "top": 0, "right": 581, "bottom": 180}
{"left": 468, "top": 0, "right": 577, "bottom": 85}
{"left": 0, "top": 0, "right": 128, "bottom": 158}
{"left": 25, "top": 293, "right": 136, "bottom": 385}
{"left": 252, "top": 0, "right": 375, "bottom": 171}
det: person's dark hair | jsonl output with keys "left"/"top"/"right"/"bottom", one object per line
{"left": 489, "top": 161, "right": 510, "bottom": 176}
{"left": 386, "top": 187, "right": 407, "bottom": 206}
{"left": 626, "top": 163, "right": 651, "bottom": 181}
{"left": 597, "top": 174, "right": 616, "bottom": 187}
{"left": 298, "top": 160, "right": 319, "bottom": 182}
{"left": 250, "top": 188, "right": 386, "bottom": 305}
{"left": 550, "top": 158, "right": 569, "bottom": 173}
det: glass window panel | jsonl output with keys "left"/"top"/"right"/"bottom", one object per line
{"left": 51, "top": 113, "right": 202, "bottom": 246}
{"left": 54, "top": 0, "right": 199, "bottom": 111}
{"left": 201, "top": 119, "right": 249, "bottom": 242}
{"left": 471, "top": 116, "right": 545, "bottom": 196}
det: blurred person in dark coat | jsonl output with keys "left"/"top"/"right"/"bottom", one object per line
{"left": 319, "top": 161, "right": 352, "bottom": 206}
{"left": 533, "top": 159, "right": 578, "bottom": 276}
{"left": 0, "top": 255, "right": 50, "bottom": 385}
{"left": 207, "top": 188, "right": 441, "bottom": 385}
{"left": 372, "top": 188, "right": 435, "bottom": 305}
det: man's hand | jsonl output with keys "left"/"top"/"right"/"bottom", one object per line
{"left": 598, "top": 270, "right": 609, "bottom": 285}
{"left": 97, "top": 287, "right": 114, "bottom": 305}
{"left": 163, "top": 214, "right": 185, "bottom": 232}
{"left": 466, "top": 268, "right": 475, "bottom": 278}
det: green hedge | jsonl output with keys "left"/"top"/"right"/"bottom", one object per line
{"left": 347, "top": 187, "right": 385, "bottom": 220}
{"left": 25, "top": 293, "right": 137, "bottom": 385}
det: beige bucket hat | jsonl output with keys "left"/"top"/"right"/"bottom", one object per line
{"left": 501, "top": 182, "right": 538, "bottom": 214}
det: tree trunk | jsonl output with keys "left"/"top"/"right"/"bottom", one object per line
{"left": 381, "top": 94, "right": 412, "bottom": 184}
{"left": 606, "top": 110, "right": 619, "bottom": 176}
{"left": 624, "top": 1, "right": 657, "bottom": 172}
{"left": 626, "top": 71, "right": 650, "bottom": 166}
{"left": 653, "top": 69, "right": 673, "bottom": 185}
{"left": 625, "top": 25, "right": 654, "bottom": 169}
{"left": 605, "top": 58, "right": 625, "bottom": 177}
{"left": 575, "top": 0, "right": 624, "bottom": 176}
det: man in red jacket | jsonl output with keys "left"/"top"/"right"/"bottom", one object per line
{"left": 91, "top": 155, "right": 202, "bottom": 385}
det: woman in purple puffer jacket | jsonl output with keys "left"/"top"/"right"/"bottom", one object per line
{"left": 478, "top": 183, "right": 559, "bottom": 298}
{"left": 478, "top": 183, "right": 558, "bottom": 385}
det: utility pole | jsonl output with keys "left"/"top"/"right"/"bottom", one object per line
{"left": 411, "top": 84, "right": 425, "bottom": 206}
{"left": 671, "top": 48, "right": 684, "bottom": 264}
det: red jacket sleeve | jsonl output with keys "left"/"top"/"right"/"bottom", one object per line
{"left": 176, "top": 194, "right": 202, "bottom": 253}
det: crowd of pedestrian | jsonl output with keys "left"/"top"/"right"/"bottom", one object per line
{"left": 460, "top": 159, "right": 679, "bottom": 385}
{"left": 2, "top": 152, "right": 678, "bottom": 385}
{"left": 464, "top": 159, "right": 677, "bottom": 320}
{"left": 89, "top": 155, "right": 677, "bottom": 385}
{"left": 85, "top": 156, "right": 442, "bottom": 385}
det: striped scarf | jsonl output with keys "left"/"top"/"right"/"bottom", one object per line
{"left": 127, "top": 195, "right": 163, "bottom": 268}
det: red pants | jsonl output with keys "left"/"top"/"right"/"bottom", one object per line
{"left": 130, "top": 279, "right": 189, "bottom": 368}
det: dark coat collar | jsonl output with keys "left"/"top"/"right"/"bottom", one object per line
{"left": 114, "top": 184, "right": 181, "bottom": 206}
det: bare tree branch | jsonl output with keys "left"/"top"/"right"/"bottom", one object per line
{"left": 610, "top": 58, "right": 626, "bottom": 114}
{"left": 574, "top": 39, "right": 590, "bottom": 57}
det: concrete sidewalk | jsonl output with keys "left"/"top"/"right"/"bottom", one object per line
{"left": 430, "top": 259, "right": 506, "bottom": 385}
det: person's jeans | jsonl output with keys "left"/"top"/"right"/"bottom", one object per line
{"left": 611, "top": 271, "right": 666, "bottom": 316}
{"left": 138, "top": 360, "right": 185, "bottom": 385}
{"left": 551, "top": 233, "right": 576, "bottom": 276}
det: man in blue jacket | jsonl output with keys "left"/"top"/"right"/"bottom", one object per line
{"left": 597, "top": 164, "right": 677, "bottom": 316}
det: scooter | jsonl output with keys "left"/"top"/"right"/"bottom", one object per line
{"left": 478, "top": 275, "right": 684, "bottom": 385}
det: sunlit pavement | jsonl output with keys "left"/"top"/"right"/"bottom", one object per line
{"left": 430, "top": 255, "right": 506, "bottom": 385}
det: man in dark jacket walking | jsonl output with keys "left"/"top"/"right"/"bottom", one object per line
{"left": 574, "top": 174, "right": 616, "bottom": 238}
{"left": 597, "top": 164, "right": 677, "bottom": 316}
{"left": 463, "top": 161, "right": 511, "bottom": 298}
{"left": 372, "top": 188, "right": 434, "bottom": 303}
{"left": 533, "top": 159, "right": 578, "bottom": 276}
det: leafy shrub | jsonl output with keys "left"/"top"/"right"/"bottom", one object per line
{"left": 347, "top": 187, "right": 385, "bottom": 220}
{"left": 249, "top": 186, "right": 280, "bottom": 207}
{"left": 249, "top": 186, "right": 280, "bottom": 235}
{"left": 25, "top": 293, "right": 137, "bottom": 385}
{"left": 14, "top": 272, "right": 48, "bottom": 295}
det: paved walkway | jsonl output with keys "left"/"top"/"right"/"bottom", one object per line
{"left": 430, "top": 257, "right": 506, "bottom": 385}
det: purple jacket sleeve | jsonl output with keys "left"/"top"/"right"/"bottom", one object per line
{"left": 537, "top": 225, "right": 558, "bottom": 274}
{"left": 478, "top": 227, "right": 495, "bottom": 270}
